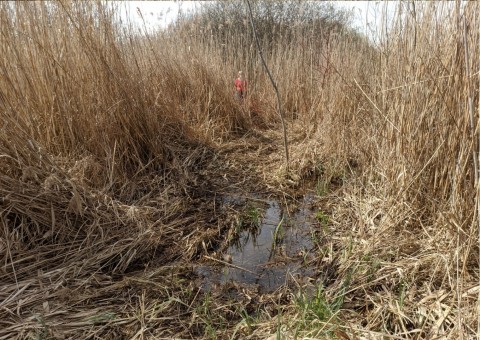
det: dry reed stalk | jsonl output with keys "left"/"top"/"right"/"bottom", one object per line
{"left": 245, "top": 0, "right": 290, "bottom": 172}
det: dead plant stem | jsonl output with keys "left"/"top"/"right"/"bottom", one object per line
{"left": 245, "top": 0, "right": 290, "bottom": 172}
{"left": 463, "top": 14, "right": 479, "bottom": 337}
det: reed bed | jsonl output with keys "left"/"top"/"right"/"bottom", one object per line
{"left": 0, "top": 2, "right": 244, "bottom": 338}
{"left": 303, "top": 2, "right": 480, "bottom": 338}
{"left": 1, "top": 0, "right": 480, "bottom": 339}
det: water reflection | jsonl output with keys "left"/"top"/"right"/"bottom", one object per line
{"left": 196, "top": 193, "right": 317, "bottom": 293}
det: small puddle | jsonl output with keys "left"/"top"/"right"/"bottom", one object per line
{"left": 196, "top": 193, "right": 317, "bottom": 293}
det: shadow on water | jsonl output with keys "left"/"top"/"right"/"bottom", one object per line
{"left": 196, "top": 193, "right": 318, "bottom": 293}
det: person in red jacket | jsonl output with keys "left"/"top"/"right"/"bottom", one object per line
{"left": 234, "top": 71, "right": 247, "bottom": 100}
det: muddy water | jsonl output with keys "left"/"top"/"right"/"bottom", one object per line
{"left": 196, "top": 193, "right": 317, "bottom": 293}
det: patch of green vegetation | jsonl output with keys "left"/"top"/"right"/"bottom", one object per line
{"left": 272, "top": 216, "right": 285, "bottom": 250}
{"left": 291, "top": 271, "right": 352, "bottom": 338}
{"left": 34, "top": 315, "right": 50, "bottom": 340}
{"left": 293, "top": 286, "right": 337, "bottom": 336}
{"left": 231, "top": 306, "right": 261, "bottom": 338}
{"left": 245, "top": 205, "right": 262, "bottom": 227}
{"left": 237, "top": 204, "right": 263, "bottom": 233}
{"left": 195, "top": 293, "right": 219, "bottom": 339}
{"left": 315, "top": 210, "right": 329, "bottom": 231}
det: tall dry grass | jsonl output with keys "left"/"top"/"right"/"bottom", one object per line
{"left": 169, "top": 1, "right": 373, "bottom": 131}
{"left": 311, "top": 2, "right": 480, "bottom": 338}
{"left": 0, "top": 1, "right": 248, "bottom": 338}
{"left": 2, "top": 0, "right": 480, "bottom": 338}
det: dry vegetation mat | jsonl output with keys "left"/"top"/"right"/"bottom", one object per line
{"left": 1, "top": 1, "right": 480, "bottom": 339}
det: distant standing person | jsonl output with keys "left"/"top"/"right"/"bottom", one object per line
{"left": 234, "top": 71, "right": 247, "bottom": 100}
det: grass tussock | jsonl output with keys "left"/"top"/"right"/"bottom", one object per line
{"left": 1, "top": 0, "right": 480, "bottom": 339}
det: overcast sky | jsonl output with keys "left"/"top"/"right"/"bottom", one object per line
{"left": 119, "top": 1, "right": 398, "bottom": 41}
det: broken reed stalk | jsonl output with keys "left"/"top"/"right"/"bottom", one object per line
{"left": 462, "top": 13, "right": 480, "bottom": 335}
{"left": 245, "top": 0, "right": 290, "bottom": 172}
{"left": 463, "top": 16, "right": 478, "bottom": 188}
{"left": 463, "top": 13, "right": 480, "bottom": 335}
{"left": 460, "top": 14, "right": 470, "bottom": 337}
{"left": 204, "top": 255, "right": 256, "bottom": 275}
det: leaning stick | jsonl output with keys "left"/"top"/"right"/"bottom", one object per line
{"left": 245, "top": 0, "right": 290, "bottom": 172}
{"left": 204, "top": 255, "right": 257, "bottom": 275}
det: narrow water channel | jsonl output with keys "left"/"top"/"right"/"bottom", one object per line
{"left": 196, "top": 193, "right": 317, "bottom": 293}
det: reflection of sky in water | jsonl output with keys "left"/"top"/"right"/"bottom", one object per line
{"left": 197, "top": 194, "right": 316, "bottom": 293}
